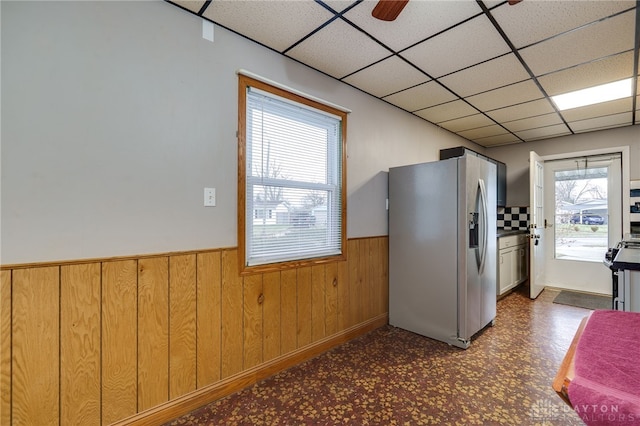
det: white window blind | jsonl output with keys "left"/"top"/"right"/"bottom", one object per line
{"left": 245, "top": 87, "right": 343, "bottom": 266}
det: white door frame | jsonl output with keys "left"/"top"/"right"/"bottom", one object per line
{"left": 529, "top": 146, "right": 630, "bottom": 299}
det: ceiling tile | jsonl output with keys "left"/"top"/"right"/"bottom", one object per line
{"left": 342, "top": 1, "right": 482, "bottom": 52}
{"left": 502, "top": 113, "right": 564, "bottom": 133}
{"left": 286, "top": 18, "right": 391, "bottom": 78}
{"left": 486, "top": 99, "right": 556, "bottom": 123}
{"left": 538, "top": 51, "right": 635, "bottom": 96}
{"left": 343, "top": 56, "right": 429, "bottom": 98}
{"left": 466, "top": 80, "right": 544, "bottom": 111}
{"left": 515, "top": 124, "right": 571, "bottom": 141}
{"left": 437, "top": 114, "right": 496, "bottom": 133}
{"left": 492, "top": 1, "right": 634, "bottom": 48}
{"left": 202, "top": 0, "right": 334, "bottom": 52}
{"left": 171, "top": 0, "right": 206, "bottom": 14}
{"left": 519, "top": 10, "right": 636, "bottom": 76}
{"left": 414, "top": 100, "right": 478, "bottom": 123}
{"left": 437, "top": 54, "right": 530, "bottom": 97}
{"left": 561, "top": 98, "right": 633, "bottom": 122}
{"left": 401, "top": 14, "right": 510, "bottom": 78}
{"left": 458, "top": 125, "right": 509, "bottom": 140}
{"left": 383, "top": 81, "right": 456, "bottom": 112}
{"left": 473, "top": 133, "right": 522, "bottom": 147}
{"left": 569, "top": 112, "right": 633, "bottom": 133}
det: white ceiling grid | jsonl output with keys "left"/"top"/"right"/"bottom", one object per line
{"left": 169, "top": 0, "right": 640, "bottom": 147}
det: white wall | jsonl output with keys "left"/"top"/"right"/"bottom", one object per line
{"left": 1, "top": 1, "right": 477, "bottom": 265}
{"left": 487, "top": 125, "right": 640, "bottom": 207}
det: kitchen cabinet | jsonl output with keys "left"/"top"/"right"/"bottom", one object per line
{"left": 498, "top": 233, "right": 529, "bottom": 296}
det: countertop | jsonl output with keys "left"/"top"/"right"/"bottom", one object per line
{"left": 612, "top": 247, "right": 640, "bottom": 272}
{"left": 497, "top": 229, "right": 529, "bottom": 238}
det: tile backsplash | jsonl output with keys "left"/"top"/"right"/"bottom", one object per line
{"left": 497, "top": 206, "right": 530, "bottom": 231}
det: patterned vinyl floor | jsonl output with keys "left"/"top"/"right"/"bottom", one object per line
{"left": 166, "top": 286, "right": 591, "bottom": 425}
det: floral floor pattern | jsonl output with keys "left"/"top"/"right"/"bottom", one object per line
{"left": 166, "top": 286, "right": 590, "bottom": 425}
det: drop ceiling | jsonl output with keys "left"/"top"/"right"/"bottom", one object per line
{"left": 169, "top": 0, "right": 640, "bottom": 147}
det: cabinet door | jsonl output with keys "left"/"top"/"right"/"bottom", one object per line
{"left": 510, "top": 248, "right": 519, "bottom": 286}
{"left": 519, "top": 245, "right": 529, "bottom": 282}
{"left": 499, "top": 248, "right": 513, "bottom": 294}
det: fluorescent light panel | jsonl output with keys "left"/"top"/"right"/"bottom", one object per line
{"left": 551, "top": 78, "right": 633, "bottom": 111}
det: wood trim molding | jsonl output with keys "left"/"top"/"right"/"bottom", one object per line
{"left": 0, "top": 247, "right": 238, "bottom": 271}
{"left": 110, "top": 314, "right": 388, "bottom": 426}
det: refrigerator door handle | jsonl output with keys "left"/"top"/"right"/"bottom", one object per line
{"left": 477, "top": 178, "right": 488, "bottom": 274}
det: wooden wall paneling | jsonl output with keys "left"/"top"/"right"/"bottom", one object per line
{"left": 11, "top": 266, "right": 60, "bottom": 425}
{"left": 280, "top": 269, "right": 297, "bottom": 354}
{"left": 221, "top": 249, "right": 243, "bottom": 378}
{"left": 296, "top": 267, "right": 312, "bottom": 348}
{"left": 262, "top": 271, "right": 281, "bottom": 362}
{"left": 347, "top": 239, "right": 361, "bottom": 327}
{"left": 324, "top": 262, "right": 338, "bottom": 336}
{"left": 169, "top": 254, "right": 197, "bottom": 399}
{"left": 359, "top": 238, "right": 372, "bottom": 321}
{"left": 311, "top": 265, "right": 326, "bottom": 342}
{"left": 60, "top": 263, "right": 101, "bottom": 425}
{"left": 379, "top": 237, "right": 389, "bottom": 316}
{"left": 196, "top": 251, "right": 222, "bottom": 388}
{"left": 102, "top": 260, "right": 138, "bottom": 424}
{"left": 0, "top": 270, "right": 11, "bottom": 426}
{"left": 336, "top": 259, "right": 350, "bottom": 332}
{"left": 137, "top": 257, "right": 169, "bottom": 410}
{"left": 243, "top": 274, "right": 263, "bottom": 369}
{"left": 368, "top": 238, "right": 380, "bottom": 317}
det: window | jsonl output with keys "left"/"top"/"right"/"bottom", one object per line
{"left": 551, "top": 155, "right": 621, "bottom": 262}
{"left": 238, "top": 73, "right": 347, "bottom": 272}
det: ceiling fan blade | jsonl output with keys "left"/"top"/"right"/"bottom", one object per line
{"left": 508, "top": 0, "right": 522, "bottom": 4}
{"left": 371, "top": 0, "right": 409, "bottom": 21}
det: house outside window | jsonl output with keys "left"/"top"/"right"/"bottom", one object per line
{"left": 238, "top": 73, "right": 347, "bottom": 272}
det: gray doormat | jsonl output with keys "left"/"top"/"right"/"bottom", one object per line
{"left": 552, "top": 290, "right": 611, "bottom": 310}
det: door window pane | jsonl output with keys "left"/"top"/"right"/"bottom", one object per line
{"left": 554, "top": 166, "right": 608, "bottom": 262}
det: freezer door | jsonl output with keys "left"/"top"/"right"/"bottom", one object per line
{"left": 458, "top": 155, "right": 497, "bottom": 342}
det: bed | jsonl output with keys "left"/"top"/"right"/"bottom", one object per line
{"left": 553, "top": 310, "right": 640, "bottom": 425}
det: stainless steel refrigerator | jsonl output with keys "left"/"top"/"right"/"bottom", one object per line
{"left": 388, "top": 154, "right": 497, "bottom": 349}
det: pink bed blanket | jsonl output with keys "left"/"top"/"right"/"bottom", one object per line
{"left": 567, "top": 310, "right": 640, "bottom": 425}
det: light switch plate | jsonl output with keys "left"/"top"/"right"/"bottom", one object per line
{"left": 204, "top": 187, "right": 216, "bottom": 207}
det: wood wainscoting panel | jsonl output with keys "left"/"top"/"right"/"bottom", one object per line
{"left": 102, "top": 260, "right": 138, "bottom": 424}
{"left": 243, "top": 273, "right": 264, "bottom": 370}
{"left": 262, "top": 271, "right": 281, "bottom": 362}
{"left": 348, "top": 239, "right": 361, "bottom": 328}
{"left": 360, "top": 238, "right": 372, "bottom": 323}
{"left": 311, "top": 265, "right": 326, "bottom": 342}
{"left": 280, "top": 269, "right": 297, "bottom": 354}
{"left": 168, "top": 254, "right": 197, "bottom": 399}
{"left": 296, "top": 266, "right": 312, "bottom": 348}
{"left": 60, "top": 263, "right": 101, "bottom": 425}
{"left": 0, "top": 236, "right": 389, "bottom": 426}
{"left": 221, "top": 249, "right": 243, "bottom": 378}
{"left": 137, "top": 257, "right": 169, "bottom": 411}
{"left": 11, "top": 266, "right": 60, "bottom": 425}
{"left": 324, "top": 262, "right": 339, "bottom": 336}
{"left": 196, "top": 251, "right": 222, "bottom": 388}
{"left": 336, "top": 256, "right": 350, "bottom": 331}
{"left": 0, "top": 270, "right": 12, "bottom": 426}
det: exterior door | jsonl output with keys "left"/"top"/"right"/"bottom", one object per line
{"left": 542, "top": 154, "right": 622, "bottom": 294}
{"left": 529, "top": 151, "right": 546, "bottom": 299}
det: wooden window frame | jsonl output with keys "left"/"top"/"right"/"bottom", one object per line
{"left": 237, "top": 74, "right": 347, "bottom": 275}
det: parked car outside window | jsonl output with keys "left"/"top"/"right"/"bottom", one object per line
{"left": 570, "top": 213, "right": 605, "bottom": 225}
